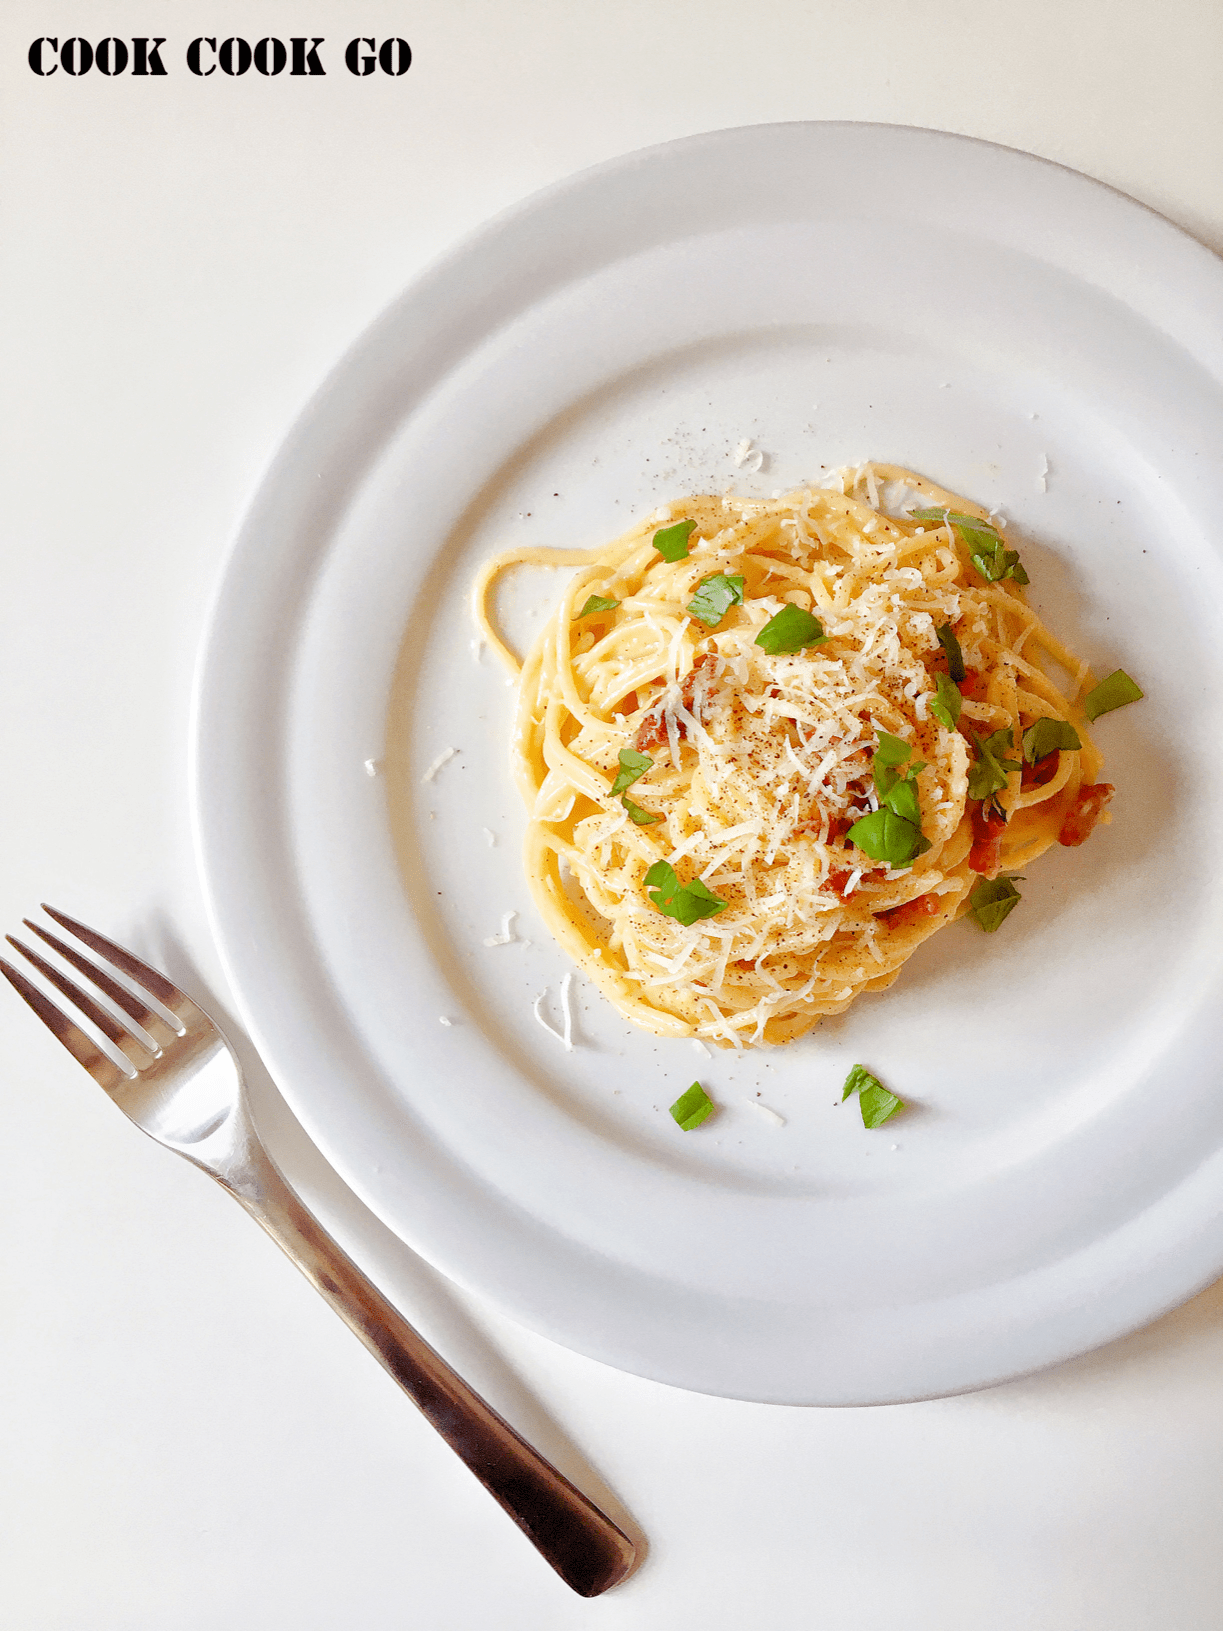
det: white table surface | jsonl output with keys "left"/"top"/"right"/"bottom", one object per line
{"left": 3, "top": 3, "right": 1222, "bottom": 1625}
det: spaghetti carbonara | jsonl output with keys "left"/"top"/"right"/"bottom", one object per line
{"left": 474, "top": 464, "right": 1115, "bottom": 1048}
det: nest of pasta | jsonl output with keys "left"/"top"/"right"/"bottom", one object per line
{"left": 475, "top": 464, "right": 1109, "bottom": 1047}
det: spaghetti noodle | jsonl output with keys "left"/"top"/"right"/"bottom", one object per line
{"left": 474, "top": 464, "right": 1111, "bottom": 1048}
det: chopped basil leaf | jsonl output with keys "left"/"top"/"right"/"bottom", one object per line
{"left": 910, "top": 507, "right": 991, "bottom": 528}
{"left": 928, "top": 699, "right": 954, "bottom": 733}
{"left": 575, "top": 594, "right": 620, "bottom": 618}
{"left": 686, "top": 572, "right": 744, "bottom": 628}
{"left": 969, "top": 874, "right": 1023, "bottom": 932}
{"left": 971, "top": 537, "right": 1029, "bottom": 586}
{"left": 879, "top": 769, "right": 926, "bottom": 806}
{"left": 956, "top": 517, "right": 1003, "bottom": 552}
{"left": 872, "top": 732, "right": 913, "bottom": 798}
{"left": 868, "top": 732, "right": 926, "bottom": 829}
{"left": 929, "top": 671, "right": 962, "bottom": 731}
{"left": 842, "top": 1063, "right": 873, "bottom": 1101}
{"left": 874, "top": 731, "right": 913, "bottom": 769}
{"left": 913, "top": 510, "right": 1028, "bottom": 582}
{"left": 967, "top": 729, "right": 1020, "bottom": 802}
{"left": 644, "top": 860, "right": 729, "bottom": 925}
{"left": 1083, "top": 668, "right": 1144, "bottom": 722}
{"left": 669, "top": 876, "right": 728, "bottom": 924}
{"left": 622, "top": 794, "right": 660, "bottom": 825}
{"left": 841, "top": 1064, "right": 904, "bottom": 1128}
{"left": 1021, "top": 717, "right": 1081, "bottom": 764}
{"left": 653, "top": 519, "right": 697, "bottom": 562}
{"left": 882, "top": 774, "right": 922, "bottom": 826}
{"left": 911, "top": 507, "right": 1001, "bottom": 556}
{"left": 610, "top": 747, "right": 653, "bottom": 796}
{"left": 859, "top": 1081, "right": 905, "bottom": 1128}
{"left": 755, "top": 602, "right": 827, "bottom": 655}
{"left": 669, "top": 1081, "right": 715, "bottom": 1130}
{"left": 846, "top": 809, "right": 931, "bottom": 868}
{"left": 935, "top": 622, "right": 966, "bottom": 682}
{"left": 645, "top": 859, "right": 678, "bottom": 897}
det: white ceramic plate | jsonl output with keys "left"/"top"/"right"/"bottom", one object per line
{"left": 193, "top": 123, "right": 1223, "bottom": 1404}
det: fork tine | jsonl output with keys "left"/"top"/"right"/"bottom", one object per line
{"left": 41, "top": 905, "right": 182, "bottom": 1007}
{"left": 0, "top": 956, "right": 132, "bottom": 1092}
{"left": 22, "top": 919, "right": 181, "bottom": 1049}
{"left": 5, "top": 935, "right": 156, "bottom": 1065}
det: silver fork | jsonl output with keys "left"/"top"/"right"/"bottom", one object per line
{"left": 2, "top": 905, "right": 636, "bottom": 1598}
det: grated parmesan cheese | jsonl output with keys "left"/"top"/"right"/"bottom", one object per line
{"left": 532, "top": 977, "right": 575, "bottom": 1051}
{"left": 483, "top": 911, "right": 521, "bottom": 947}
{"left": 422, "top": 746, "right": 458, "bottom": 783}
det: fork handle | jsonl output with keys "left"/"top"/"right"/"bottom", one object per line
{"left": 225, "top": 1144, "right": 636, "bottom": 1597}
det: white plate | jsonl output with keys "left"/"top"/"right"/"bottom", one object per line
{"left": 193, "top": 123, "right": 1223, "bottom": 1404}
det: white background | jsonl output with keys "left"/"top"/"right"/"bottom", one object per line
{"left": 3, "top": 2, "right": 1222, "bottom": 1626}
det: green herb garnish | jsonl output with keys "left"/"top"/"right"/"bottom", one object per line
{"left": 669, "top": 1081, "right": 715, "bottom": 1130}
{"left": 869, "top": 732, "right": 927, "bottom": 828}
{"left": 644, "top": 860, "right": 729, "bottom": 925}
{"left": 929, "top": 671, "right": 963, "bottom": 731}
{"left": 611, "top": 748, "right": 660, "bottom": 823}
{"left": 873, "top": 731, "right": 913, "bottom": 773}
{"left": 909, "top": 507, "right": 996, "bottom": 547}
{"left": 846, "top": 809, "right": 931, "bottom": 868}
{"left": 968, "top": 874, "right": 1024, "bottom": 932}
{"left": 574, "top": 593, "right": 620, "bottom": 619}
{"left": 686, "top": 572, "right": 745, "bottom": 628}
{"left": 610, "top": 747, "right": 653, "bottom": 796}
{"left": 935, "top": 621, "right": 966, "bottom": 682}
{"left": 1021, "top": 718, "right": 1081, "bottom": 764}
{"left": 841, "top": 1063, "right": 873, "bottom": 1102}
{"left": 880, "top": 773, "right": 922, "bottom": 826}
{"left": 912, "top": 509, "right": 1028, "bottom": 584}
{"left": 622, "top": 795, "right": 660, "bottom": 825}
{"left": 653, "top": 519, "right": 697, "bottom": 562}
{"left": 645, "top": 859, "right": 680, "bottom": 900}
{"left": 754, "top": 602, "right": 827, "bottom": 656}
{"left": 1083, "top": 669, "right": 1144, "bottom": 722}
{"left": 967, "top": 729, "right": 1021, "bottom": 802}
{"left": 969, "top": 535, "right": 1030, "bottom": 586}
{"left": 841, "top": 1064, "right": 904, "bottom": 1129}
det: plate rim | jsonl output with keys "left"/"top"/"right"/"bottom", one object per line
{"left": 190, "top": 120, "right": 1223, "bottom": 1403}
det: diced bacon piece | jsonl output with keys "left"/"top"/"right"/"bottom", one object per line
{"left": 968, "top": 801, "right": 1007, "bottom": 878}
{"left": 633, "top": 653, "right": 717, "bottom": 753}
{"left": 634, "top": 713, "right": 667, "bottom": 753}
{"left": 826, "top": 868, "right": 853, "bottom": 894}
{"left": 1058, "top": 783, "right": 1114, "bottom": 847}
{"left": 931, "top": 656, "right": 981, "bottom": 697}
{"left": 1021, "top": 751, "right": 1060, "bottom": 789}
{"left": 795, "top": 814, "right": 854, "bottom": 847}
{"left": 879, "top": 893, "right": 942, "bottom": 927}
{"left": 680, "top": 650, "right": 718, "bottom": 712}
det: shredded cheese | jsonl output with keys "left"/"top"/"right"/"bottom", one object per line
{"left": 422, "top": 746, "right": 459, "bottom": 783}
